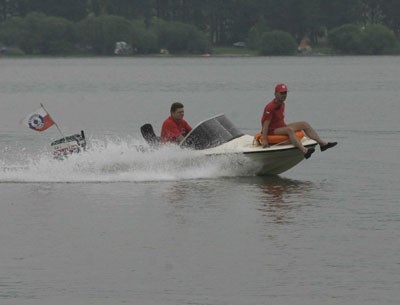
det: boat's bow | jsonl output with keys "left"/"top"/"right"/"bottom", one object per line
{"left": 201, "top": 134, "right": 317, "bottom": 175}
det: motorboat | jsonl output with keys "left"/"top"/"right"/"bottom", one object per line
{"left": 141, "top": 114, "right": 317, "bottom": 175}
{"left": 50, "top": 130, "right": 87, "bottom": 160}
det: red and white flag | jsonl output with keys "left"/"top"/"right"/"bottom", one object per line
{"left": 24, "top": 106, "right": 55, "bottom": 132}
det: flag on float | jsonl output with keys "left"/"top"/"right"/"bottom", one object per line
{"left": 24, "top": 105, "right": 55, "bottom": 132}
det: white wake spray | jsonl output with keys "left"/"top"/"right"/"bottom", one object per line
{"left": 0, "top": 137, "right": 259, "bottom": 183}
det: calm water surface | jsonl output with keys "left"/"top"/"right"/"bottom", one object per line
{"left": 0, "top": 56, "right": 399, "bottom": 305}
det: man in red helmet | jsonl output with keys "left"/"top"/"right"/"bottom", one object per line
{"left": 261, "top": 83, "right": 337, "bottom": 159}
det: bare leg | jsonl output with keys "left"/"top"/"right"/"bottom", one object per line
{"left": 274, "top": 122, "right": 336, "bottom": 155}
{"left": 273, "top": 126, "right": 309, "bottom": 153}
{"left": 286, "top": 121, "right": 327, "bottom": 146}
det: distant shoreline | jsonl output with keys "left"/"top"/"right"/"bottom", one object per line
{"left": 3, "top": 48, "right": 400, "bottom": 59}
{"left": 0, "top": 46, "right": 329, "bottom": 58}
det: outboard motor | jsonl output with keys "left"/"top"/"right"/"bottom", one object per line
{"left": 50, "top": 130, "right": 87, "bottom": 159}
{"left": 140, "top": 124, "right": 161, "bottom": 146}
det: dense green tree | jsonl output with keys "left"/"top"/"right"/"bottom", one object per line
{"left": 0, "top": 0, "right": 7, "bottom": 21}
{"left": 0, "top": 12, "right": 77, "bottom": 54}
{"left": 258, "top": 30, "right": 297, "bottom": 55}
{"left": 0, "top": 15, "right": 26, "bottom": 46}
{"left": 378, "top": 0, "right": 400, "bottom": 36}
{"left": 328, "top": 24, "right": 364, "bottom": 54}
{"left": 295, "top": 0, "right": 322, "bottom": 43}
{"left": 319, "top": 0, "right": 364, "bottom": 30}
{"left": 329, "top": 23, "right": 399, "bottom": 54}
{"left": 2, "top": 0, "right": 400, "bottom": 55}
{"left": 36, "top": 15, "right": 78, "bottom": 54}
{"left": 0, "top": 0, "right": 23, "bottom": 21}
{"left": 21, "top": 0, "right": 87, "bottom": 21}
{"left": 247, "top": 17, "right": 270, "bottom": 50}
{"left": 360, "top": 0, "right": 385, "bottom": 24}
{"left": 79, "top": 14, "right": 133, "bottom": 55}
{"left": 155, "top": 19, "right": 208, "bottom": 53}
{"left": 131, "top": 19, "right": 158, "bottom": 54}
{"left": 362, "top": 24, "right": 399, "bottom": 54}
{"left": 89, "top": 0, "right": 156, "bottom": 20}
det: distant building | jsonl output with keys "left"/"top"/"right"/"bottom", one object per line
{"left": 298, "top": 37, "right": 312, "bottom": 54}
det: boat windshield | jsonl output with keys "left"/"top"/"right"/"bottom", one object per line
{"left": 180, "top": 114, "right": 244, "bottom": 150}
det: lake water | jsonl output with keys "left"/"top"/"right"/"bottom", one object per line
{"left": 0, "top": 56, "right": 399, "bottom": 305}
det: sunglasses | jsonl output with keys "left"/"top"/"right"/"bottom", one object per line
{"left": 279, "top": 91, "right": 287, "bottom": 95}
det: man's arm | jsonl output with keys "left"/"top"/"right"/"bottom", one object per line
{"left": 176, "top": 121, "right": 192, "bottom": 143}
{"left": 262, "top": 120, "right": 270, "bottom": 148}
{"left": 185, "top": 121, "right": 192, "bottom": 133}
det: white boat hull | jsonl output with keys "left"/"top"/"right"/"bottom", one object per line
{"left": 201, "top": 135, "right": 317, "bottom": 175}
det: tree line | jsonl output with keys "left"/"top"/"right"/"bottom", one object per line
{"left": 1, "top": 0, "right": 400, "bottom": 55}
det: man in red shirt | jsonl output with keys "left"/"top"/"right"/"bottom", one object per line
{"left": 161, "top": 102, "right": 192, "bottom": 143}
{"left": 261, "top": 83, "right": 337, "bottom": 158}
